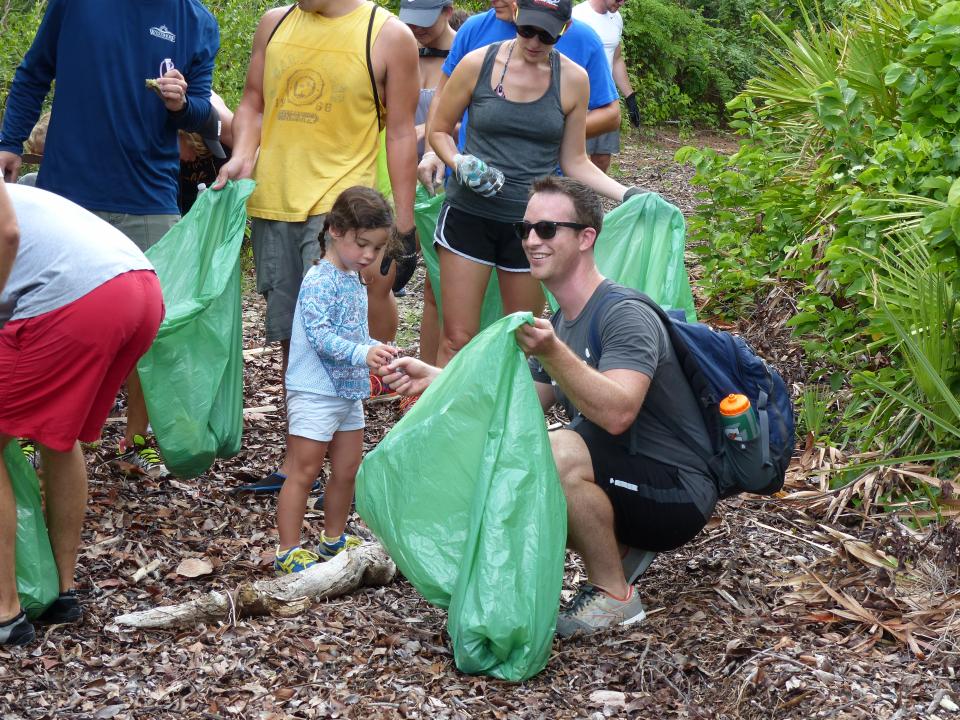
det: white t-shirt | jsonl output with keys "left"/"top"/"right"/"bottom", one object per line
{"left": 571, "top": 2, "right": 623, "bottom": 67}
{"left": 0, "top": 185, "right": 154, "bottom": 325}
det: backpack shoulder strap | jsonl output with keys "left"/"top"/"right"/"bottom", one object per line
{"left": 586, "top": 286, "right": 643, "bottom": 362}
{"left": 266, "top": 4, "right": 297, "bottom": 46}
{"left": 587, "top": 287, "right": 723, "bottom": 477}
{"left": 366, "top": 5, "right": 383, "bottom": 133}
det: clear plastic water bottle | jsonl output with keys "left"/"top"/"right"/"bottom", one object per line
{"left": 719, "top": 394, "right": 759, "bottom": 442}
{"left": 455, "top": 154, "right": 504, "bottom": 190}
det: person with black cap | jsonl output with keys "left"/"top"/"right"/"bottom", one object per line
{"left": 178, "top": 92, "right": 234, "bottom": 215}
{"left": 427, "top": 0, "right": 646, "bottom": 367}
{"left": 0, "top": 0, "right": 220, "bottom": 478}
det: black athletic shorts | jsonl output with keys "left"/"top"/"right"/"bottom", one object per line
{"left": 571, "top": 419, "right": 711, "bottom": 552}
{"left": 434, "top": 203, "right": 529, "bottom": 272}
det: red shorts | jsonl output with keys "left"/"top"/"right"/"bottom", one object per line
{"left": 0, "top": 270, "right": 164, "bottom": 452}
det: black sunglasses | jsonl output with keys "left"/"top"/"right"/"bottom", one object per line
{"left": 514, "top": 220, "right": 589, "bottom": 240}
{"left": 516, "top": 25, "right": 561, "bottom": 45}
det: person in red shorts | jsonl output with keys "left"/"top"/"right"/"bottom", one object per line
{"left": 0, "top": 183, "right": 164, "bottom": 647}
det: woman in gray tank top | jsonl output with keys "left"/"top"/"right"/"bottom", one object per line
{"left": 427, "top": 0, "right": 640, "bottom": 367}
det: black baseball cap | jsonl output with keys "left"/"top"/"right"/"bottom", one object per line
{"left": 515, "top": 0, "right": 572, "bottom": 38}
{"left": 198, "top": 106, "right": 226, "bottom": 159}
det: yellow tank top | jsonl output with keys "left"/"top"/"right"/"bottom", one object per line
{"left": 248, "top": 2, "right": 389, "bottom": 221}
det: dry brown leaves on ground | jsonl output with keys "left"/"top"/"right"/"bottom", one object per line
{"left": 3, "top": 131, "right": 958, "bottom": 719}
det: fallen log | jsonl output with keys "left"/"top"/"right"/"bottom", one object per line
{"left": 243, "top": 345, "right": 281, "bottom": 361}
{"left": 113, "top": 542, "right": 396, "bottom": 630}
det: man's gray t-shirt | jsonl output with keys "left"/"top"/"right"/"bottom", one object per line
{"left": 530, "top": 280, "right": 718, "bottom": 518}
{"left": 0, "top": 184, "right": 153, "bottom": 326}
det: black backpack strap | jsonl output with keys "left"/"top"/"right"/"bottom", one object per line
{"left": 366, "top": 5, "right": 383, "bottom": 133}
{"left": 757, "top": 387, "right": 771, "bottom": 467}
{"left": 266, "top": 4, "right": 297, "bottom": 46}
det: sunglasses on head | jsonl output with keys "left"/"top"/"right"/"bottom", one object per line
{"left": 515, "top": 24, "right": 561, "bottom": 44}
{"left": 514, "top": 220, "right": 589, "bottom": 240}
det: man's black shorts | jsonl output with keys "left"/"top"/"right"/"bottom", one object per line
{"left": 434, "top": 203, "right": 529, "bottom": 272}
{"left": 571, "top": 419, "right": 711, "bottom": 552}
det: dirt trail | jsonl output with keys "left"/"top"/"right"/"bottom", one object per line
{"left": 2, "top": 131, "right": 956, "bottom": 720}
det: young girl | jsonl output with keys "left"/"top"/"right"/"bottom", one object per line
{"left": 274, "top": 186, "right": 398, "bottom": 574}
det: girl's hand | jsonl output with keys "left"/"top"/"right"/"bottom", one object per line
{"left": 366, "top": 344, "right": 398, "bottom": 370}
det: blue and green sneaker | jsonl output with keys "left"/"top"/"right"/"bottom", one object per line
{"left": 274, "top": 546, "right": 320, "bottom": 575}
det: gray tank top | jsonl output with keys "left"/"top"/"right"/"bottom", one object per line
{"left": 446, "top": 42, "right": 565, "bottom": 223}
{"left": 416, "top": 87, "right": 436, "bottom": 160}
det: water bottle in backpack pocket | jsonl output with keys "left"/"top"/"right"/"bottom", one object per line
{"left": 717, "top": 394, "right": 778, "bottom": 496}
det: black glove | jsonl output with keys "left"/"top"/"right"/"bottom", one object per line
{"left": 380, "top": 226, "right": 418, "bottom": 293}
{"left": 623, "top": 186, "right": 643, "bottom": 202}
{"left": 624, "top": 92, "right": 641, "bottom": 128}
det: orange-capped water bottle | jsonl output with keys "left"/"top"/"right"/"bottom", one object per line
{"left": 719, "top": 394, "right": 759, "bottom": 442}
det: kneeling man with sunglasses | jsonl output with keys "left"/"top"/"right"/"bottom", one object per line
{"left": 383, "top": 176, "right": 718, "bottom": 637}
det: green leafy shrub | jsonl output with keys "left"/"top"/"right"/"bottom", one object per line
{"left": 203, "top": 0, "right": 277, "bottom": 108}
{"left": 0, "top": 0, "right": 47, "bottom": 105}
{"left": 621, "top": 0, "right": 758, "bottom": 125}
{"left": 678, "top": 0, "right": 960, "bottom": 479}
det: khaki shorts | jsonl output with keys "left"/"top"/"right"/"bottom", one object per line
{"left": 250, "top": 215, "right": 326, "bottom": 343}
{"left": 91, "top": 211, "right": 179, "bottom": 253}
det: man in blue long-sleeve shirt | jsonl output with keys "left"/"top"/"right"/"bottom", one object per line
{"left": 0, "top": 0, "right": 219, "bottom": 476}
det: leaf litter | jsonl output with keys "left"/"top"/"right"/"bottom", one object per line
{"left": 2, "top": 131, "right": 957, "bottom": 719}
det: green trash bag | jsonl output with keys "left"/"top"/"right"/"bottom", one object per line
{"left": 5, "top": 443, "right": 58, "bottom": 619}
{"left": 415, "top": 187, "right": 503, "bottom": 329}
{"left": 544, "top": 191, "right": 697, "bottom": 321}
{"left": 137, "top": 179, "right": 255, "bottom": 478}
{"left": 356, "top": 313, "right": 566, "bottom": 681}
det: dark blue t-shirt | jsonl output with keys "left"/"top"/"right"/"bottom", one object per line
{"left": 0, "top": 0, "right": 219, "bottom": 215}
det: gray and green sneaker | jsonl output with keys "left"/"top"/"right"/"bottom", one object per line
{"left": 19, "top": 440, "right": 40, "bottom": 471}
{"left": 555, "top": 584, "right": 646, "bottom": 638}
{"left": 118, "top": 435, "right": 170, "bottom": 479}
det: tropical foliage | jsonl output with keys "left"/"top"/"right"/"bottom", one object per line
{"left": 678, "top": 0, "right": 960, "bottom": 502}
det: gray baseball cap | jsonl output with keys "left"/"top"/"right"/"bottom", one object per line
{"left": 399, "top": 0, "right": 452, "bottom": 27}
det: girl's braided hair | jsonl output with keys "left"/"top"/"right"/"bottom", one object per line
{"left": 317, "top": 186, "right": 396, "bottom": 261}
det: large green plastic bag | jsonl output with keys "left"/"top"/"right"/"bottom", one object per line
{"left": 5, "top": 443, "right": 58, "bottom": 619}
{"left": 546, "top": 191, "right": 697, "bottom": 321}
{"left": 415, "top": 187, "right": 503, "bottom": 329}
{"left": 356, "top": 313, "right": 566, "bottom": 681}
{"left": 138, "top": 179, "right": 255, "bottom": 478}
